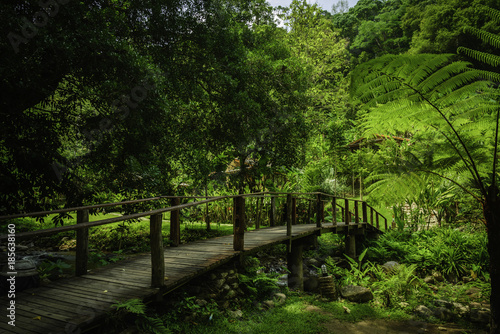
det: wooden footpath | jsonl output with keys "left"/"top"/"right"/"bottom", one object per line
{"left": 0, "top": 221, "right": 376, "bottom": 334}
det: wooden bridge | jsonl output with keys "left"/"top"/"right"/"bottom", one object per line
{"left": 0, "top": 192, "right": 386, "bottom": 334}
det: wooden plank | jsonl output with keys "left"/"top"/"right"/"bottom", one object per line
{"left": 0, "top": 316, "right": 46, "bottom": 334}
{"left": 30, "top": 287, "right": 117, "bottom": 307}
{"left": 150, "top": 213, "right": 165, "bottom": 287}
{"left": 9, "top": 308, "right": 71, "bottom": 333}
{"left": 82, "top": 274, "right": 152, "bottom": 288}
{"left": 16, "top": 302, "right": 79, "bottom": 324}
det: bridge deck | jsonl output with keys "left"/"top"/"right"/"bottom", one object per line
{"left": 0, "top": 222, "right": 377, "bottom": 334}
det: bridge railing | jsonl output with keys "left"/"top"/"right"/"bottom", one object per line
{"left": 0, "top": 192, "right": 386, "bottom": 288}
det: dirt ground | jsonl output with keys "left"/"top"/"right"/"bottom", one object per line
{"left": 305, "top": 305, "right": 488, "bottom": 334}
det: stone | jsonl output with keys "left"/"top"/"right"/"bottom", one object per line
{"left": 381, "top": 261, "right": 400, "bottom": 273}
{"left": 213, "top": 279, "right": 225, "bottom": 290}
{"left": 262, "top": 300, "right": 275, "bottom": 309}
{"left": 433, "top": 307, "right": 454, "bottom": 321}
{"left": 423, "top": 276, "right": 435, "bottom": 284}
{"left": 434, "top": 299, "right": 453, "bottom": 309}
{"left": 340, "top": 285, "right": 373, "bottom": 303}
{"left": 307, "top": 258, "right": 320, "bottom": 267}
{"left": 228, "top": 309, "right": 243, "bottom": 318}
{"left": 415, "top": 305, "right": 433, "bottom": 318}
{"left": 399, "top": 302, "right": 410, "bottom": 309}
{"left": 452, "top": 303, "right": 468, "bottom": 317}
{"left": 195, "top": 299, "right": 207, "bottom": 307}
{"left": 225, "top": 290, "right": 237, "bottom": 299}
{"left": 432, "top": 271, "right": 444, "bottom": 282}
{"left": 273, "top": 293, "right": 286, "bottom": 304}
{"left": 469, "top": 308, "right": 491, "bottom": 324}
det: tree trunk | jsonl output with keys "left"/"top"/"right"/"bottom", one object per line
{"left": 484, "top": 185, "right": 500, "bottom": 334}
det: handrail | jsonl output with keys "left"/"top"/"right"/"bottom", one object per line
{"left": 0, "top": 192, "right": 387, "bottom": 287}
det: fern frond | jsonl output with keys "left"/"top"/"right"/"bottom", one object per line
{"left": 458, "top": 47, "right": 500, "bottom": 68}
{"left": 462, "top": 26, "right": 500, "bottom": 49}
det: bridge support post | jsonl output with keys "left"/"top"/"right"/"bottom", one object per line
{"left": 316, "top": 194, "right": 322, "bottom": 228}
{"left": 270, "top": 196, "right": 276, "bottom": 227}
{"left": 362, "top": 202, "right": 368, "bottom": 225}
{"left": 287, "top": 239, "right": 304, "bottom": 290}
{"left": 345, "top": 234, "right": 356, "bottom": 259}
{"left": 170, "top": 197, "right": 180, "bottom": 247}
{"left": 233, "top": 196, "right": 245, "bottom": 251}
{"left": 150, "top": 213, "right": 165, "bottom": 288}
{"left": 76, "top": 209, "right": 89, "bottom": 276}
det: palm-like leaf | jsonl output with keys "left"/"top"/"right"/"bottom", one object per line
{"left": 352, "top": 53, "right": 499, "bottom": 203}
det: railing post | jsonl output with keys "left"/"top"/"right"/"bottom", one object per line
{"left": 170, "top": 197, "right": 180, "bottom": 247}
{"left": 376, "top": 213, "right": 380, "bottom": 230}
{"left": 344, "top": 199, "right": 350, "bottom": 224}
{"left": 332, "top": 197, "right": 337, "bottom": 225}
{"left": 233, "top": 196, "right": 245, "bottom": 251}
{"left": 75, "top": 209, "right": 89, "bottom": 276}
{"left": 292, "top": 197, "right": 297, "bottom": 226}
{"left": 316, "top": 194, "right": 322, "bottom": 228}
{"left": 384, "top": 217, "right": 388, "bottom": 230}
{"left": 362, "top": 202, "right": 368, "bottom": 225}
{"left": 286, "top": 194, "right": 292, "bottom": 236}
{"left": 150, "top": 213, "right": 164, "bottom": 288}
{"left": 354, "top": 201, "right": 359, "bottom": 224}
{"left": 370, "top": 207, "right": 374, "bottom": 225}
{"left": 270, "top": 196, "right": 276, "bottom": 227}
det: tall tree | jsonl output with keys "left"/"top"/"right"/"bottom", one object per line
{"left": 352, "top": 50, "right": 500, "bottom": 332}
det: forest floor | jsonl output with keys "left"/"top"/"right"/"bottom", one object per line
{"left": 304, "top": 305, "right": 487, "bottom": 334}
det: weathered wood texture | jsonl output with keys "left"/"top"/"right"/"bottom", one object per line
{"left": 0, "top": 222, "right": 381, "bottom": 333}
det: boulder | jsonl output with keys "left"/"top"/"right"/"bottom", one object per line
{"left": 470, "top": 307, "right": 491, "bottom": 324}
{"left": 381, "top": 261, "right": 399, "bottom": 273}
{"left": 340, "top": 285, "right": 373, "bottom": 303}
{"left": 415, "top": 305, "right": 433, "bottom": 318}
{"left": 433, "top": 307, "right": 454, "bottom": 321}
{"left": 262, "top": 300, "right": 275, "bottom": 309}
{"left": 273, "top": 293, "right": 287, "bottom": 304}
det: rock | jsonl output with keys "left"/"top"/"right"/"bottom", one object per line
{"left": 469, "top": 307, "right": 491, "bottom": 324}
{"left": 307, "top": 258, "right": 320, "bottom": 267}
{"left": 415, "top": 305, "right": 433, "bottom": 318}
{"left": 195, "top": 299, "right": 207, "bottom": 307}
{"left": 466, "top": 287, "right": 481, "bottom": 297}
{"left": 434, "top": 299, "right": 453, "bottom": 309}
{"left": 340, "top": 285, "right": 373, "bottom": 303}
{"left": 381, "top": 261, "right": 399, "bottom": 273}
{"left": 399, "top": 302, "right": 410, "bottom": 309}
{"left": 15, "top": 244, "right": 29, "bottom": 251}
{"left": 432, "top": 271, "right": 444, "bottom": 282}
{"left": 433, "top": 307, "right": 454, "bottom": 321}
{"left": 225, "top": 290, "right": 237, "bottom": 299}
{"left": 424, "top": 276, "right": 435, "bottom": 284}
{"left": 213, "top": 279, "right": 225, "bottom": 290}
{"left": 273, "top": 293, "right": 286, "bottom": 304}
{"left": 452, "top": 302, "right": 469, "bottom": 317}
{"left": 262, "top": 300, "right": 275, "bottom": 309}
{"left": 228, "top": 309, "right": 243, "bottom": 318}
